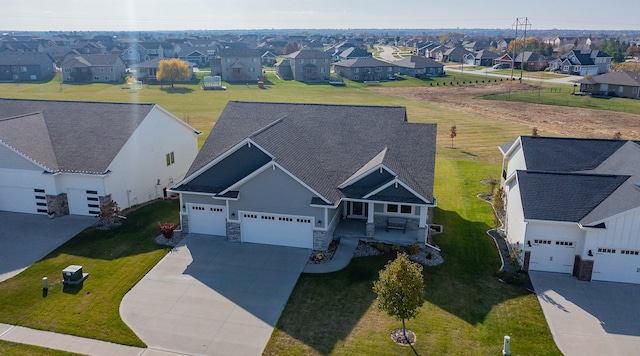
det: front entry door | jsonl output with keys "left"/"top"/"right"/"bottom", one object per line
{"left": 348, "top": 201, "right": 367, "bottom": 219}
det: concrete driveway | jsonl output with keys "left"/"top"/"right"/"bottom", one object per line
{"left": 530, "top": 271, "right": 640, "bottom": 355}
{"left": 0, "top": 212, "right": 96, "bottom": 282}
{"left": 120, "top": 234, "right": 310, "bottom": 356}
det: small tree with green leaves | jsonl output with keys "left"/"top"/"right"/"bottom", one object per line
{"left": 373, "top": 253, "right": 424, "bottom": 345}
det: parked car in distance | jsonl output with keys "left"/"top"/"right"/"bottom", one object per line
{"left": 493, "top": 63, "right": 510, "bottom": 69}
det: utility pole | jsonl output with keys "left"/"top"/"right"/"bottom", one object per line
{"left": 510, "top": 17, "right": 532, "bottom": 81}
{"left": 520, "top": 17, "right": 532, "bottom": 81}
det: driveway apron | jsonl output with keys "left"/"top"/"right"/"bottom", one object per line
{"left": 0, "top": 212, "right": 96, "bottom": 282}
{"left": 120, "top": 234, "right": 310, "bottom": 356}
{"left": 530, "top": 271, "right": 640, "bottom": 355}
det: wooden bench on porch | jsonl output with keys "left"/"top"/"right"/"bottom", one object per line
{"left": 386, "top": 217, "right": 407, "bottom": 233}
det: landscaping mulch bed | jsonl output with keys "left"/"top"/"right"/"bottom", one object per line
{"left": 308, "top": 238, "right": 340, "bottom": 264}
{"left": 155, "top": 230, "right": 186, "bottom": 247}
{"left": 390, "top": 328, "right": 416, "bottom": 346}
{"left": 354, "top": 240, "right": 444, "bottom": 267}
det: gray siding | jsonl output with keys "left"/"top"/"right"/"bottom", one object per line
{"left": 372, "top": 184, "right": 418, "bottom": 200}
{"left": 186, "top": 144, "right": 271, "bottom": 192}
{"left": 228, "top": 165, "right": 323, "bottom": 221}
{"left": 0, "top": 145, "right": 41, "bottom": 170}
{"left": 352, "top": 169, "right": 393, "bottom": 188}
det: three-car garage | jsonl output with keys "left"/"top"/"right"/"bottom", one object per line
{"left": 186, "top": 204, "right": 314, "bottom": 249}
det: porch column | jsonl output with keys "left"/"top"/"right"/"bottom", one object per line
{"left": 367, "top": 203, "right": 374, "bottom": 224}
{"left": 419, "top": 206, "right": 428, "bottom": 228}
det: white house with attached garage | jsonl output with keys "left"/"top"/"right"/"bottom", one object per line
{"left": 170, "top": 101, "right": 437, "bottom": 250}
{"left": 0, "top": 98, "right": 199, "bottom": 217}
{"left": 500, "top": 136, "right": 640, "bottom": 284}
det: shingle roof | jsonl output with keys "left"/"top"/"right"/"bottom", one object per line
{"left": 517, "top": 170, "right": 629, "bottom": 222}
{"left": 577, "top": 70, "right": 640, "bottom": 87}
{"left": 287, "top": 49, "right": 331, "bottom": 59}
{"left": 0, "top": 98, "right": 154, "bottom": 174}
{"left": 333, "top": 57, "right": 393, "bottom": 68}
{"left": 393, "top": 56, "right": 443, "bottom": 69}
{"left": 520, "top": 136, "right": 626, "bottom": 172}
{"left": 185, "top": 101, "right": 436, "bottom": 204}
{"left": 61, "top": 54, "right": 122, "bottom": 67}
{"left": 218, "top": 48, "right": 263, "bottom": 58}
{"left": 0, "top": 53, "right": 53, "bottom": 65}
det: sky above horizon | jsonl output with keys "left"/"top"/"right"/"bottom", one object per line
{"left": 1, "top": 0, "right": 638, "bottom": 32}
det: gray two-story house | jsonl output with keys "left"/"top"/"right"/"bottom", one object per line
{"left": 61, "top": 54, "right": 126, "bottom": 83}
{"left": 275, "top": 49, "right": 331, "bottom": 82}
{"left": 0, "top": 53, "right": 55, "bottom": 82}
{"left": 218, "top": 48, "right": 263, "bottom": 83}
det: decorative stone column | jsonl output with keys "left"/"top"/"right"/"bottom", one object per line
{"left": 226, "top": 221, "right": 241, "bottom": 242}
{"left": 365, "top": 222, "right": 375, "bottom": 238}
{"left": 45, "top": 193, "right": 69, "bottom": 217}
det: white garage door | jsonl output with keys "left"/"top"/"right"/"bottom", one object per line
{"left": 68, "top": 189, "right": 100, "bottom": 216}
{"left": 592, "top": 248, "right": 640, "bottom": 284}
{"left": 188, "top": 204, "right": 226, "bottom": 236}
{"left": 529, "top": 239, "right": 576, "bottom": 274}
{"left": 241, "top": 211, "right": 313, "bottom": 249}
{"left": 0, "top": 186, "right": 47, "bottom": 214}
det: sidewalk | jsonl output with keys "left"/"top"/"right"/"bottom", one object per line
{"left": 303, "top": 238, "right": 358, "bottom": 274}
{"left": 0, "top": 323, "right": 186, "bottom": 356}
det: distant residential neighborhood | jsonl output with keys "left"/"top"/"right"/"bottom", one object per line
{"left": 0, "top": 29, "right": 638, "bottom": 87}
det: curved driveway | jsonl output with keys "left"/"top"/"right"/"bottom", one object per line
{"left": 120, "top": 234, "right": 309, "bottom": 356}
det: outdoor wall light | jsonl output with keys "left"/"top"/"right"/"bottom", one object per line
{"left": 231, "top": 212, "right": 236, "bottom": 218}
{"left": 588, "top": 250, "right": 593, "bottom": 257}
{"left": 527, "top": 241, "right": 532, "bottom": 247}
{"left": 318, "top": 220, "right": 322, "bottom": 225}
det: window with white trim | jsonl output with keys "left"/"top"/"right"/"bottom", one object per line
{"left": 386, "top": 204, "right": 413, "bottom": 215}
{"left": 166, "top": 151, "right": 175, "bottom": 166}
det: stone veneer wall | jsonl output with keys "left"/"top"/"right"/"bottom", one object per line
{"left": 226, "top": 221, "right": 241, "bottom": 242}
{"left": 46, "top": 193, "right": 69, "bottom": 217}
{"left": 181, "top": 214, "right": 189, "bottom": 233}
{"left": 313, "top": 230, "right": 332, "bottom": 251}
{"left": 366, "top": 222, "right": 375, "bottom": 238}
{"left": 523, "top": 251, "right": 531, "bottom": 272}
{"left": 573, "top": 255, "right": 594, "bottom": 281}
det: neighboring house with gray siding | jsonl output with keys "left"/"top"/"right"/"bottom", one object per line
{"left": 393, "top": 56, "right": 444, "bottom": 77}
{"left": 275, "top": 49, "right": 331, "bottom": 82}
{"left": 218, "top": 48, "right": 263, "bottom": 83}
{"left": 0, "top": 53, "right": 55, "bottom": 82}
{"left": 170, "top": 101, "right": 437, "bottom": 251}
{"left": 61, "top": 54, "right": 126, "bottom": 83}
{"left": 333, "top": 57, "right": 395, "bottom": 82}
{"left": 576, "top": 70, "right": 640, "bottom": 99}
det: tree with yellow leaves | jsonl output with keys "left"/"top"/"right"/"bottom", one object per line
{"left": 157, "top": 59, "right": 190, "bottom": 88}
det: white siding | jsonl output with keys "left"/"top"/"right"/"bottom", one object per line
{"left": 586, "top": 208, "right": 640, "bottom": 252}
{"left": 0, "top": 145, "right": 42, "bottom": 170}
{"left": 104, "top": 106, "right": 198, "bottom": 209}
{"left": 505, "top": 178, "right": 526, "bottom": 248}
{"left": 504, "top": 143, "right": 527, "bottom": 179}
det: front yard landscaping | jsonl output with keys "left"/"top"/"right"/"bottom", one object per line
{"left": 264, "top": 160, "right": 561, "bottom": 355}
{"left": 0, "top": 200, "right": 179, "bottom": 347}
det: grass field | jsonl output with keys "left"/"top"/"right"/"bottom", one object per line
{"left": 0, "top": 72, "right": 559, "bottom": 353}
{"left": 482, "top": 86, "right": 640, "bottom": 115}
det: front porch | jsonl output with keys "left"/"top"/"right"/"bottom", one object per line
{"left": 334, "top": 218, "right": 427, "bottom": 245}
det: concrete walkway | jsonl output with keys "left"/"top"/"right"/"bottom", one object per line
{"left": 530, "top": 271, "right": 640, "bottom": 355}
{"left": 303, "top": 238, "right": 358, "bottom": 273}
{"left": 0, "top": 323, "right": 149, "bottom": 355}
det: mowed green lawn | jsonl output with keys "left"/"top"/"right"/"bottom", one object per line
{"left": 0, "top": 201, "right": 179, "bottom": 347}
{"left": 264, "top": 160, "right": 560, "bottom": 355}
{"left": 0, "top": 340, "right": 80, "bottom": 356}
{"left": 0, "top": 73, "right": 560, "bottom": 354}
